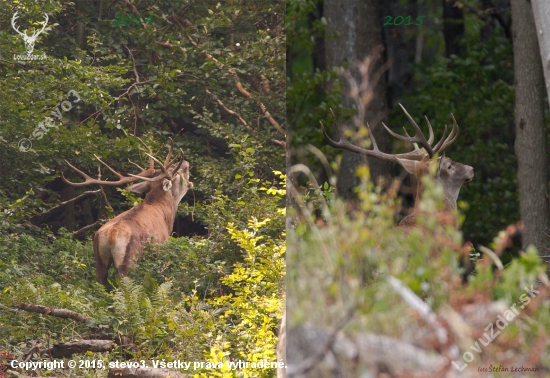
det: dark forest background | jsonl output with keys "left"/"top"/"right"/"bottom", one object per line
{"left": 288, "top": 0, "right": 550, "bottom": 259}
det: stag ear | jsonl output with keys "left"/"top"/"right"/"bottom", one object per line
{"left": 396, "top": 158, "right": 418, "bottom": 174}
{"left": 127, "top": 181, "right": 150, "bottom": 193}
{"left": 162, "top": 179, "right": 173, "bottom": 192}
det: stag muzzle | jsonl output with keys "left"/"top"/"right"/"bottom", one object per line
{"left": 464, "top": 165, "right": 474, "bottom": 183}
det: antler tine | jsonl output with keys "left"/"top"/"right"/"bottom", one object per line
{"left": 128, "top": 158, "right": 146, "bottom": 171}
{"left": 62, "top": 159, "right": 137, "bottom": 187}
{"left": 61, "top": 160, "right": 97, "bottom": 186}
{"left": 33, "top": 13, "right": 48, "bottom": 37}
{"left": 164, "top": 137, "right": 174, "bottom": 166}
{"left": 94, "top": 154, "right": 124, "bottom": 179}
{"left": 135, "top": 136, "right": 155, "bottom": 171}
{"left": 424, "top": 115, "right": 435, "bottom": 145}
{"left": 397, "top": 104, "right": 435, "bottom": 156}
{"left": 431, "top": 124, "right": 448, "bottom": 153}
{"left": 166, "top": 154, "right": 181, "bottom": 170}
{"left": 366, "top": 122, "right": 380, "bottom": 151}
{"left": 435, "top": 114, "right": 459, "bottom": 153}
{"left": 322, "top": 107, "right": 434, "bottom": 162}
{"left": 147, "top": 153, "right": 171, "bottom": 177}
{"left": 445, "top": 114, "right": 460, "bottom": 145}
{"left": 129, "top": 151, "right": 185, "bottom": 182}
{"left": 402, "top": 127, "right": 420, "bottom": 151}
{"left": 169, "top": 151, "right": 186, "bottom": 175}
{"left": 330, "top": 109, "right": 343, "bottom": 139}
{"left": 11, "top": 12, "right": 24, "bottom": 36}
{"left": 129, "top": 154, "right": 172, "bottom": 182}
{"left": 135, "top": 136, "right": 153, "bottom": 154}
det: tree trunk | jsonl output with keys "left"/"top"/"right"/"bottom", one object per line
{"left": 324, "top": 0, "right": 391, "bottom": 199}
{"left": 531, "top": 0, "right": 550, "bottom": 110}
{"left": 276, "top": 306, "right": 286, "bottom": 378}
{"left": 442, "top": 0, "right": 465, "bottom": 57}
{"left": 511, "top": 0, "right": 549, "bottom": 254}
{"left": 380, "top": 0, "right": 413, "bottom": 105}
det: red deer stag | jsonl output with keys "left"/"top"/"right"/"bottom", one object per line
{"left": 61, "top": 138, "right": 193, "bottom": 285}
{"left": 324, "top": 104, "right": 474, "bottom": 227}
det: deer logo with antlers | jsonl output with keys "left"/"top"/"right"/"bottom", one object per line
{"left": 11, "top": 12, "right": 49, "bottom": 57}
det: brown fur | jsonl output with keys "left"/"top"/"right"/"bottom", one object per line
{"left": 397, "top": 157, "right": 473, "bottom": 228}
{"left": 94, "top": 162, "right": 193, "bottom": 285}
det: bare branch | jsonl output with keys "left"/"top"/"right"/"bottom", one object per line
{"left": 60, "top": 189, "right": 102, "bottom": 205}
{"left": 185, "top": 33, "right": 284, "bottom": 135}
{"left": 205, "top": 87, "right": 249, "bottom": 127}
{"left": 273, "top": 139, "right": 286, "bottom": 148}
{"left": 387, "top": 275, "right": 448, "bottom": 345}
{"left": 72, "top": 219, "right": 108, "bottom": 236}
{"left": 120, "top": 0, "right": 147, "bottom": 28}
{"left": 124, "top": 45, "right": 141, "bottom": 83}
{"left": 287, "top": 303, "right": 357, "bottom": 376}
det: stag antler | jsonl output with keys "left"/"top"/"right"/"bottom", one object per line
{"left": 322, "top": 104, "right": 459, "bottom": 163}
{"left": 31, "top": 14, "right": 49, "bottom": 38}
{"left": 62, "top": 138, "right": 185, "bottom": 187}
{"left": 11, "top": 12, "right": 49, "bottom": 37}
{"left": 11, "top": 12, "right": 25, "bottom": 37}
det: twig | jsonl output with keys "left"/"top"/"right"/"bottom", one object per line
{"left": 124, "top": 45, "right": 141, "bottom": 83}
{"left": 479, "top": 245, "right": 504, "bottom": 270}
{"left": 120, "top": 0, "right": 147, "bottom": 28}
{"left": 116, "top": 80, "right": 153, "bottom": 101}
{"left": 287, "top": 303, "right": 358, "bottom": 376}
{"left": 22, "top": 343, "right": 41, "bottom": 362}
{"left": 60, "top": 189, "right": 102, "bottom": 205}
{"left": 205, "top": 87, "right": 249, "bottom": 127}
{"left": 154, "top": 41, "right": 174, "bottom": 48}
{"left": 37, "top": 189, "right": 101, "bottom": 219}
{"left": 387, "top": 275, "right": 448, "bottom": 345}
{"left": 99, "top": 185, "right": 113, "bottom": 214}
{"left": 273, "top": 139, "right": 285, "bottom": 148}
{"left": 227, "top": 68, "right": 284, "bottom": 134}
{"left": 186, "top": 33, "right": 284, "bottom": 135}
{"left": 72, "top": 219, "right": 107, "bottom": 236}
{"left": 77, "top": 108, "right": 103, "bottom": 126}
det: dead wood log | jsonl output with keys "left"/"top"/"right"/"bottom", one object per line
{"left": 287, "top": 326, "right": 479, "bottom": 377}
{"left": 5, "top": 303, "right": 93, "bottom": 323}
{"left": 41, "top": 340, "right": 114, "bottom": 358}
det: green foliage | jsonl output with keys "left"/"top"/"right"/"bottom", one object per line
{"left": 198, "top": 216, "right": 285, "bottom": 377}
{"left": 397, "top": 22, "right": 519, "bottom": 247}
{"left": 286, "top": 0, "right": 349, "bottom": 175}
{"left": 0, "top": 0, "right": 284, "bottom": 376}
{"left": 288, "top": 168, "right": 550, "bottom": 375}
{"left": 0, "top": 170, "right": 284, "bottom": 376}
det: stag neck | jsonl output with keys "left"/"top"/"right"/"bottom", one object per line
{"left": 142, "top": 187, "right": 178, "bottom": 232}
{"left": 442, "top": 187, "right": 460, "bottom": 211}
{"left": 414, "top": 177, "right": 459, "bottom": 213}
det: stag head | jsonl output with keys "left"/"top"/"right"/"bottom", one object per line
{"left": 323, "top": 104, "right": 474, "bottom": 224}
{"left": 61, "top": 137, "right": 193, "bottom": 202}
{"left": 11, "top": 12, "right": 49, "bottom": 55}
